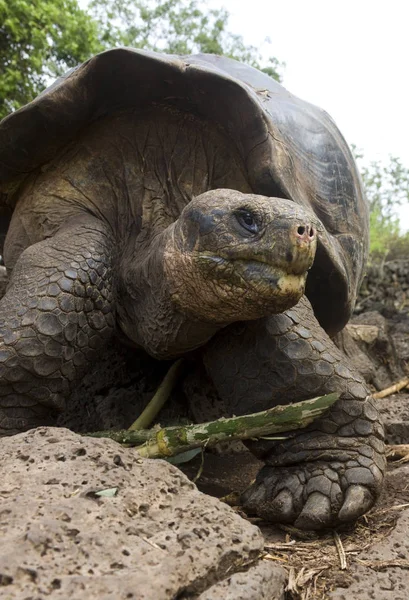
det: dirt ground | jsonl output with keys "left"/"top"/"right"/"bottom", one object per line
{"left": 179, "top": 392, "right": 409, "bottom": 600}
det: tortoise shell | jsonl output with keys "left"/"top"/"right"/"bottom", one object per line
{"left": 0, "top": 48, "right": 368, "bottom": 335}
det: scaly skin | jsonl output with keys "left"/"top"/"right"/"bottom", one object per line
{"left": 0, "top": 187, "right": 316, "bottom": 435}
{"left": 0, "top": 216, "right": 115, "bottom": 434}
{"left": 200, "top": 296, "right": 385, "bottom": 529}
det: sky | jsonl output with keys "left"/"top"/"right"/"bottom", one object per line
{"left": 207, "top": 0, "right": 409, "bottom": 226}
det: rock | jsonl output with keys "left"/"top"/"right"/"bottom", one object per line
{"left": 356, "top": 259, "right": 409, "bottom": 318}
{"left": 0, "top": 265, "right": 7, "bottom": 297}
{"left": 0, "top": 427, "right": 285, "bottom": 599}
{"left": 329, "top": 464, "right": 409, "bottom": 600}
{"left": 346, "top": 323, "right": 380, "bottom": 345}
{"left": 388, "top": 311, "right": 409, "bottom": 362}
{"left": 350, "top": 311, "right": 404, "bottom": 389}
{"left": 330, "top": 509, "right": 409, "bottom": 600}
{"left": 375, "top": 392, "right": 409, "bottom": 444}
{"left": 334, "top": 311, "right": 405, "bottom": 390}
{"left": 197, "top": 561, "right": 286, "bottom": 600}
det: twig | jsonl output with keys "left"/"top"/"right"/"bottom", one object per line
{"left": 141, "top": 537, "right": 166, "bottom": 551}
{"left": 373, "top": 377, "right": 409, "bottom": 399}
{"left": 333, "top": 531, "right": 347, "bottom": 570}
{"left": 87, "top": 393, "right": 339, "bottom": 458}
{"left": 371, "top": 503, "right": 409, "bottom": 516}
{"left": 356, "top": 558, "right": 409, "bottom": 570}
{"left": 128, "top": 359, "right": 184, "bottom": 431}
{"left": 386, "top": 444, "right": 409, "bottom": 462}
{"left": 263, "top": 553, "right": 288, "bottom": 563}
{"left": 286, "top": 567, "right": 297, "bottom": 595}
{"left": 278, "top": 524, "right": 318, "bottom": 540}
{"left": 286, "top": 567, "right": 327, "bottom": 597}
{"left": 264, "top": 541, "right": 328, "bottom": 551}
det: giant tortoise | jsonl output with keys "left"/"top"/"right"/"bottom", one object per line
{"left": 0, "top": 48, "right": 385, "bottom": 529}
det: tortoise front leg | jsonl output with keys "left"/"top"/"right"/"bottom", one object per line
{"left": 0, "top": 216, "right": 115, "bottom": 435}
{"left": 201, "top": 296, "right": 385, "bottom": 529}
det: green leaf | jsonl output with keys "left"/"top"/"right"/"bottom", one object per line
{"left": 94, "top": 487, "right": 118, "bottom": 497}
{"left": 166, "top": 448, "right": 202, "bottom": 464}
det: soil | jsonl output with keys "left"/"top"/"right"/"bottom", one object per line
{"left": 179, "top": 397, "right": 409, "bottom": 600}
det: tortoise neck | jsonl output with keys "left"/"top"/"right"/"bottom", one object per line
{"left": 117, "top": 223, "right": 223, "bottom": 359}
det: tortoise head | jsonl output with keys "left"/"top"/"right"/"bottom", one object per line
{"left": 165, "top": 189, "right": 318, "bottom": 323}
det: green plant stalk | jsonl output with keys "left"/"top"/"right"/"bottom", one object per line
{"left": 87, "top": 392, "right": 339, "bottom": 458}
{"left": 128, "top": 359, "right": 184, "bottom": 431}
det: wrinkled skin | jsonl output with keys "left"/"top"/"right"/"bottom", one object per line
{"left": 0, "top": 106, "right": 384, "bottom": 529}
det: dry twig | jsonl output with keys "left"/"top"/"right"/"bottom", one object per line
{"left": 356, "top": 558, "right": 409, "bottom": 570}
{"left": 386, "top": 444, "right": 409, "bottom": 463}
{"left": 333, "top": 531, "right": 347, "bottom": 570}
{"left": 373, "top": 377, "right": 409, "bottom": 399}
{"left": 286, "top": 566, "right": 327, "bottom": 599}
{"left": 371, "top": 502, "right": 409, "bottom": 516}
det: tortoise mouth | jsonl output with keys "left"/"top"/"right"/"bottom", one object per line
{"left": 231, "top": 258, "right": 291, "bottom": 286}
{"left": 167, "top": 248, "right": 310, "bottom": 325}
{"left": 197, "top": 253, "right": 313, "bottom": 283}
{"left": 198, "top": 254, "right": 308, "bottom": 317}
{"left": 194, "top": 254, "right": 310, "bottom": 315}
{"left": 230, "top": 259, "right": 309, "bottom": 301}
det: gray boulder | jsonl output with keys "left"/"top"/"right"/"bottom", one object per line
{"left": 0, "top": 427, "right": 285, "bottom": 599}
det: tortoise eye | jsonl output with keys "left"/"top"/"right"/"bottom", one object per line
{"left": 234, "top": 209, "right": 259, "bottom": 235}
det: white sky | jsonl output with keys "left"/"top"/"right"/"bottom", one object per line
{"left": 208, "top": 0, "right": 409, "bottom": 226}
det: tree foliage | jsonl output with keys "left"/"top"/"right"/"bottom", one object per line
{"left": 355, "top": 151, "right": 409, "bottom": 262}
{"left": 89, "top": 0, "right": 282, "bottom": 80}
{"left": 0, "top": 0, "right": 282, "bottom": 120}
{"left": 0, "top": 0, "right": 102, "bottom": 119}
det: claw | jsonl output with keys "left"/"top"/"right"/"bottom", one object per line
{"left": 338, "top": 485, "right": 374, "bottom": 522}
{"left": 242, "top": 485, "right": 296, "bottom": 522}
{"left": 266, "top": 488, "right": 295, "bottom": 522}
{"left": 295, "top": 492, "right": 332, "bottom": 530}
{"left": 241, "top": 480, "right": 267, "bottom": 512}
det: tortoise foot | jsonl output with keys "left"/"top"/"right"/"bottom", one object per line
{"left": 241, "top": 459, "right": 382, "bottom": 530}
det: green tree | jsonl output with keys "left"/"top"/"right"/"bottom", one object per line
{"left": 89, "top": 0, "right": 282, "bottom": 80}
{"left": 355, "top": 152, "right": 409, "bottom": 261}
{"left": 0, "top": 0, "right": 102, "bottom": 119}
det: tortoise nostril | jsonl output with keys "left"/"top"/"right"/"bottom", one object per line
{"left": 296, "top": 224, "right": 316, "bottom": 241}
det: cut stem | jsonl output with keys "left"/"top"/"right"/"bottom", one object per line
{"left": 87, "top": 392, "right": 339, "bottom": 458}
